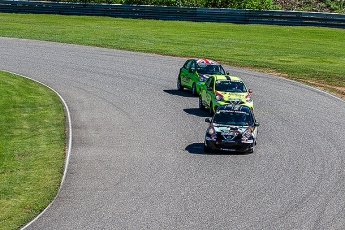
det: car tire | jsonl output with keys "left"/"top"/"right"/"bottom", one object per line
{"left": 192, "top": 83, "right": 197, "bottom": 96}
{"left": 199, "top": 96, "right": 205, "bottom": 110}
{"left": 177, "top": 77, "right": 183, "bottom": 91}
{"left": 209, "top": 102, "right": 214, "bottom": 115}
{"left": 248, "top": 142, "right": 256, "bottom": 153}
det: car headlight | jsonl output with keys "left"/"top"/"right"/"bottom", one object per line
{"left": 245, "top": 93, "right": 252, "bottom": 102}
{"left": 241, "top": 128, "right": 253, "bottom": 143}
{"left": 206, "top": 125, "right": 217, "bottom": 140}
{"left": 215, "top": 91, "right": 224, "bottom": 101}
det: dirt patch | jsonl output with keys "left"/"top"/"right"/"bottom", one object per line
{"left": 226, "top": 64, "right": 345, "bottom": 100}
{"left": 256, "top": 68, "right": 345, "bottom": 100}
{"left": 296, "top": 79, "right": 345, "bottom": 100}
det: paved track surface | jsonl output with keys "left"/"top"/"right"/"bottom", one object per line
{"left": 1, "top": 37, "right": 345, "bottom": 229}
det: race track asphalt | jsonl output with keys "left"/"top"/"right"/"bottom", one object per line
{"left": 1, "top": 37, "right": 345, "bottom": 230}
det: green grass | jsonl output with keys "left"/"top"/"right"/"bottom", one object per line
{"left": 0, "top": 13, "right": 344, "bottom": 87}
{"left": 0, "top": 71, "right": 65, "bottom": 230}
{"left": 0, "top": 11, "right": 345, "bottom": 230}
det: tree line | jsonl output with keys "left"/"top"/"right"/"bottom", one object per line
{"left": 51, "top": 0, "right": 344, "bottom": 13}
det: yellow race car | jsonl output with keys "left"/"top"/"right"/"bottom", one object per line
{"left": 199, "top": 75, "right": 254, "bottom": 115}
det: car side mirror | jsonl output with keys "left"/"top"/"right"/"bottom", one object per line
{"left": 248, "top": 89, "right": 253, "bottom": 93}
{"left": 205, "top": 118, "right": 212, "bottom": 123}
{"left": 254, "top": 122, "right": 260, "bottom": 127}
{"left": 189, "top": 68, "right": 195, "bottom": 73}
{"left": 226, "top": 71, "right": 229, "bottom": 75}
{"left": 207, "top": 87, "right": 212, "bottom": 91}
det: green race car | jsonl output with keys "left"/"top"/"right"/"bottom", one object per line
{"left": 199, "top": 75, "right": 254, "bottom": 115}
{"left": 177, "top": 58, "right": 227, "bottom": 96}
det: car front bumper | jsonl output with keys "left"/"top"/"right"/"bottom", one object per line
{"left": 205, "top": 138, "right": 254, "bottom": 153}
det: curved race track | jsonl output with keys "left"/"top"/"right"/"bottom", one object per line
{"left": 1, "top": 37, "right": 345, "bottom": 229}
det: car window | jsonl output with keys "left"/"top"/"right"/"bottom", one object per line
{"left": 206, "top": 77, "right": 214, "bottom": 89}
{"left": 197, "top": 64, "right": 225, "bottom": 75}
{"left": 213, "top": 111, "right": 253, "bottom": 126}
{"left": 215, "top": 81, "right": 246, "bottom": 92}
{"left": 205, "top": 77, "right": 212, "bottom": 88}
{"left": 210, "top": 78, "right": 215, "bottom": 89}
{"left": 184, "top": 60, "right": 192, "bottom": 70}
{"left": 218, "top": 65, "right": 226, "bottom": 74}
{"left": 190, "top": 61, "right": 196, "bottom": 72}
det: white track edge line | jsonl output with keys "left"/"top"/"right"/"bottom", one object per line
{"left": 3, "top": 71, "right": 73, "bottom": 230}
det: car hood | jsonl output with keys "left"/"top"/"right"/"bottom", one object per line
{"left": 219, "top": 92, "right": 247, "bottom": 100}
{"left": 213, "top": 124, "right": 250, "bottom": 134}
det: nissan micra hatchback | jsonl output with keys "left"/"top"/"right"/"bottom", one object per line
{"left": 204, "top": 105, "right": 259, "bottom": 153}
{"left": 177, "top": 58, "right": 227, "bottom": 96}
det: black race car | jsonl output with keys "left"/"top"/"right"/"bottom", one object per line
{"left": 204, "top": 104, "right": 259, "bottom": 153}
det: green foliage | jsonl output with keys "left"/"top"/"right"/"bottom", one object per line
{"left": 274, "top": 0, "right": 345, "bottom": 13}
{"left": 325, "top": 0, "right": 345, "bottom": 12}
{"left": 54, "top": 0, "right": 276, "bottom": 10}
{"left": 231, "top": 0, "right": 273, "bottom": 10}
{"left": 52, "top": 0, "right": 345, "bottom": 12}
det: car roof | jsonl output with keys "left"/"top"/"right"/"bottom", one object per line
{"left": 212, "top": 75, "right": 243, "bottom": 82}
{"left": 194, "top": 58, "right": 220, "bottom": 65}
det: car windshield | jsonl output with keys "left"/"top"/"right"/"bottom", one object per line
{"left": 215, "top": 80, "right": 246, "bottom": 92}
{"left": 212, "top": 110, "right": 253, "bottom": 126}
{"left": 197, "top": 64, "right": 225, "bottom": 75}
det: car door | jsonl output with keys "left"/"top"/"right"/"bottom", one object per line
{"left": 185, "top": 60, "right": 197, "bottom": 89}
{"left": 203, "top": 76, "right": 214, "bottom": 107}
{"left": 179, "top": 60, "right": 192, "bottom": 87}
{"left": 200, "top": 77, "right": 209, "bottom": 100}
{"left": 187, "top": 60, "right": 198, "bottom": 88}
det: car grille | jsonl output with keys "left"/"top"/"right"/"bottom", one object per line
{"left": 216, "top": 132, "right": 242, "bottom": 141}
{"left": 225, "top": 100, "right": 244, "bottom": 104}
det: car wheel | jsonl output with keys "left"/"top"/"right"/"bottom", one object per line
{"left": 249, "top": 141, "right": 256, "bottom": 153}
{"left": 192, "top": 83, "right": 197, "bottom": 96}
{"left": 199, "top": 96, "right": 205, "bottom": 110}
{"left": 209, "top": 102, "right": 214, "bottom": 115}
{"left": 177, "top": 77, "right": 183, "bottom": 91}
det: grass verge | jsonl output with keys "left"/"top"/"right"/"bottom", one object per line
{"left": 0, "top": 13, "right": 344, "bottom": 98}
{"left": 0, "top": 71, "right": 66, "bottom": 230}
{"left": 0, "top": 11, "right": 344, "bottom": 229}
